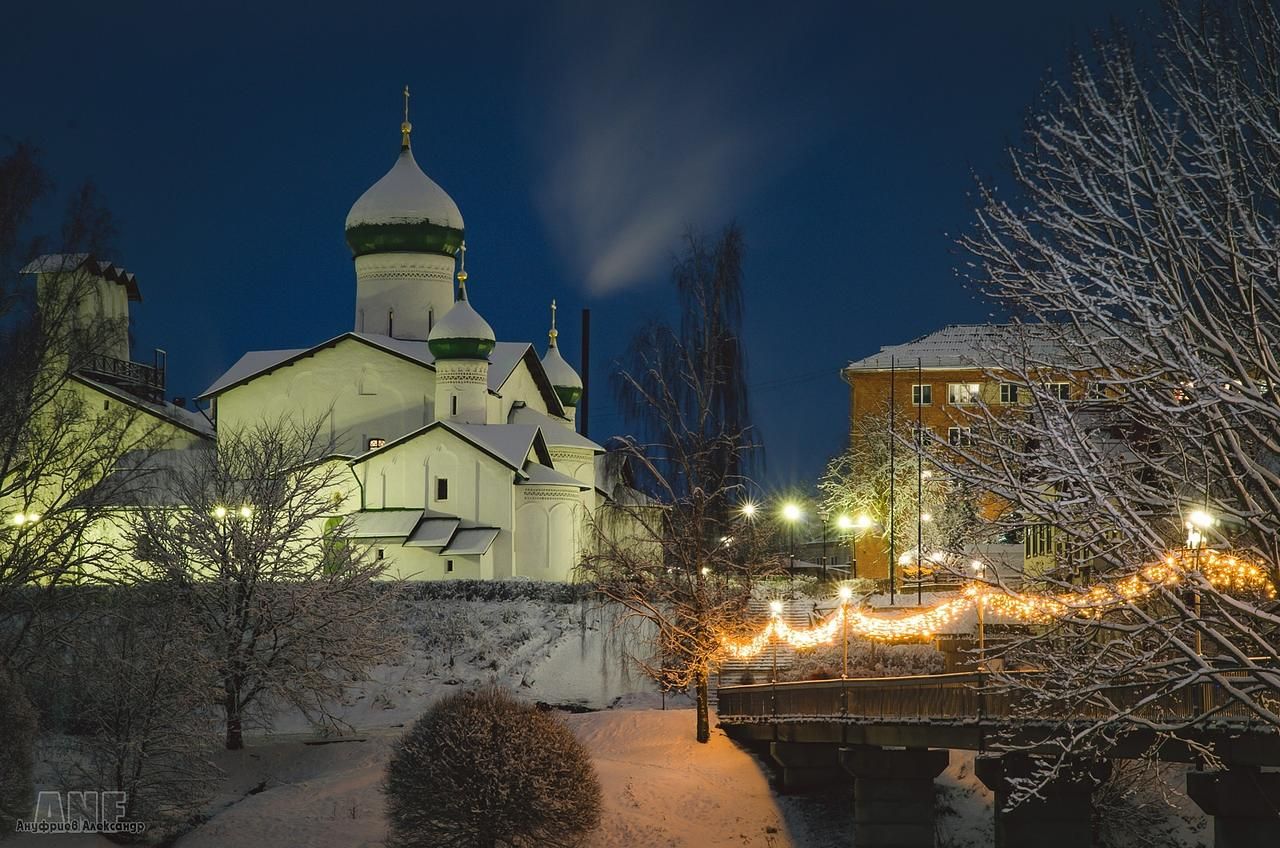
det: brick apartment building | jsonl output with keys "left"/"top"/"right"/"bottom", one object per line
{"left": 840, "top": 324, "right": 1088, "bottom": 583}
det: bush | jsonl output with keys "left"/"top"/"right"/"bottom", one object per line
{"left": 0, "top": 666, "right": 36, "bottom": 833}
{"left": 400, "top": 580, "right": 588, "bottom": 604}
{"left": 386, "top": 686, "right": 602, "bottom": 847}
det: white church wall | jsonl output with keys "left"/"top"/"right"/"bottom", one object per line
{"left": 497, "top": 359, "right": 552, "bottom": 420}
{"left": 366, "top": 540, "right": 488, "bottom": 581}
{"left": 215, "top": 340, "right": 434, "bottom": 456}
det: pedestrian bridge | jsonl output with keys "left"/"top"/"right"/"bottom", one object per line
{"left": 716, "top": 673, "right": 1280, "bottom": 848}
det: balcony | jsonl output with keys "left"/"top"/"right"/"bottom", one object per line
{"left": 80, "top": 351, "right": 166, "bottom": 404}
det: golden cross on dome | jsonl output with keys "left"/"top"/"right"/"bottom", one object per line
{"left": 400, "top": 85, "right": 412, "bottom": 149}
{"left": 456, "top": 241, "right": 468, "bottom": 297}
{"left": 549, "top": 299, "right": 559, "bottom": 346}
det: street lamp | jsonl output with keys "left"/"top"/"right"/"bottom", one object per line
{"left": 1185, "top": 508, "right": 1214, "bottom": 715}
{"left": 781, "top": 502, "right": 802, "bottom": 575}
{"left": 740, "top": 502, "right": 758, "bottom": 520}
{"left": 768, "top": 600, "right": 784, "bottom": 700}
{"left": 971, "top": 560, "right": 986, "bottom": 668}
{"left": 818, "top": 510, "right": 830, "bottom": 581}
{"left": 837, "top": 585, "right": 853, "bottom": 680}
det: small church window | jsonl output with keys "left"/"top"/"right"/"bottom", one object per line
{"left": 451, "top": 396, "right": 458, "bottom": 416}
{"left": 376, "top": 548, "right": 385, "bottom": 560}
{"left": 388, "top": 308, "right": 394, "bottom": 337}
{"left": 436, "top": 478, "right": 449, "bottom": 501}
{"left": 367, "top": 437, "right": 386, "bottom": 451}
{"left": 102, "top": 400, "right": 110, "bottom": 410}
{"left": 428, "top": 308, "right": 434, "bottom": 331}
{"left": 446, "top": 559, "right": 454, "bottom": 573}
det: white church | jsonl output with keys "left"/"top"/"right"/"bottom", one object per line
{"left": 197, "top": 108, "right": 607, "bottom": 582}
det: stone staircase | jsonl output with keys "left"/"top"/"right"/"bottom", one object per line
{"left": 712, "top": 596, "right": 816, "bottom": 698}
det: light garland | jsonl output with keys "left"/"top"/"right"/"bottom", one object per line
{"left": 720, "top": 549, "right": 1276, "bottom": 658}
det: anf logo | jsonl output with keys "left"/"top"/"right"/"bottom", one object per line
{"left": 15, "top": 791, "right": 146, "bottom": 835}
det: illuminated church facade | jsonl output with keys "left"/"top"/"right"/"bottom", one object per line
{"left": 199, "top": 101, "right": 602, "bottom": 582}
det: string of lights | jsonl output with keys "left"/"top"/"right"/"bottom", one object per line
{"left": 721, "top": 549, "right": 1276, "bottom": 658}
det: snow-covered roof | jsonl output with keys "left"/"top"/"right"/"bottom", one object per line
{"left": 347, "top": 509, "right": 423, "bottom": 538}
{"left": 441, "top": 527, "right": 500, "bottom": 556}
{"left": 198, "top": 333, "right": 533, "bottom": 399}
{"left": 519, "top": 462, "right": 590, "bottom": 489}
{"left": 345, "top": 147, "right": 463, "bottom": 231}
{"left": 508, "top": 406, "right": 602, "bottom": 452}
{"left": 428, "top": 293, "right": 494, "bottom": 346}
{"left": 451, "top": 423, "right": 550, "bottom": 470}
{"left": 72, "top": 373, "right": 214, "bottom": 439}
{"left": 404, "top": 512, "right": 461, "bottom": 547}
{"left": 844, "top": 323, "right": 1096, "bottom": 372}
{"left": 21, "top": 253, "right": 141, "bottom": 301}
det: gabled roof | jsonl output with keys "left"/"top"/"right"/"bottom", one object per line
{"left": 199, "top": 331, "right": 544, "bottom": 401}
{"left": 844, "top": 323, "right": 1095, "bottom": 372}
{"left": 21, "top": 253, "right": 141, "bottom": 301}
{"left": 508, "top": 405, "right": 603, "bottom": 452}
{"left": 347, "top": 509, "right": 423, "bottom": 538}
{"left": 518, "top": 462, "right": 591, "bottom": 490}
{"left": 71, "top": 373, "right": 214, "bottom": 439}
{"left": 350, "top": 420, "right": 553, "bottom": 478}
{"left": 442, "top": 526, "right": 500, "bottom": 556}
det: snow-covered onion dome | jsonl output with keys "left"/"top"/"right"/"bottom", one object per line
{"left": 428, "top": 266, "right": 495, "bottom": 360}
{"left": 344, "top": 111, "right": 464, "bottom": 258}
{"left": 541, "top": 300, "right": 583, "bottom": 407}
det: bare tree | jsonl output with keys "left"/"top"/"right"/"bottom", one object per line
{"left": 63, "top": 585, "right": 221, "bottom": 834}
{"left": 581, "top": 225, "right": 774, "bottom": 743}
{"left": 0, "top": 143, "right": 164, "bottom": 670}
{"left": 126, "top": 417, "right": 402, "bottom": 749}
{"left": 948, "top": 0, "right": 1280, "bottom": 759}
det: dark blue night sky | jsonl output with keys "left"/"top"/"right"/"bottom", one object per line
{"left": 3, "top": 0, "right": 1147, "bottom": 493}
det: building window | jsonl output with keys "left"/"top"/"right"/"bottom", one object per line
{"left": 446, "top": 559, "right": 454, "bottom": 573}
{"left": 376, "top": 548, "right": 385, "bottom": 560}
{"left": 1025, "top": 524, "right": 1054, "bottom": 559}
{"left": 102, "top": 399, "right": 110, "bottom": 410}
{"left": 948, "top": 426, "right": 972, "bottom": 447}
{"left": 913, "top": 424, "right": 932, "bottom": 446}
{"left": 1045, "top": 382, "right": 1070, "bottom": 401}
{"left": 999, "top": 383, "right": 1019, "bottom": 404}
{"left": 911, "top": 384, "right": 932, "bottom": 406}
{"left": 367, "top": 437, "right": 386, "bottom": 451}
{"left": 451, "top": 396, "right": 458, "bottom": 416}
{"left": 436, "top": 478, "right": 449, "bottom": 501}
{"left": 947, "top": 383, "right": 981, "bottom": 405}
{"left": 1087, "top": 382, "right": 1107, "bottom": 400}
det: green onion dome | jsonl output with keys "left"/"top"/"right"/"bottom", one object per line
{"left": 344, "top": 143, "right": 464, "bottom": 258}
{"left": 428, "top": 273, "right": 495, "bottom": 360}
{"left": 540, "top": 300, "right": 583, "bottom": 407}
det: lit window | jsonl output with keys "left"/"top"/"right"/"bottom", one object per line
{"left": 999, "top": 383, "right": 1019, "bottom": 404}
{"left": 436, "top": 478, "right": 449, "bottom": 501}
{"left": 367, "top": 437, "right": 386, "bottom": 451}
{"left": 1044, "top": 382, "right": 1070, "bottom": 401}
{"left": 911, "top": 384, "right": 932, "bottom": 406}
{"left": 947, "top": 383, "right": 981, "bottom": 405}
{"left": 948, "top": 427, "right": 972, "bottom": 447}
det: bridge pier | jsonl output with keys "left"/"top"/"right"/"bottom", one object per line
{"left": 1186, "top": 766, "right": 1280, "bottom": 847}
{"left": 769, "top": 742, "right": 847, "bottom": 793}
{"left": 839, "top": 745, "right": 949, "bottom": 848}
{"left": 975, "top": 754, "right": 1109, "bottom": 848}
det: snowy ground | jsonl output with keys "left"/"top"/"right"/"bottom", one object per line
{"left": 12, "top": 594, "right": 1210, "bottom": 847}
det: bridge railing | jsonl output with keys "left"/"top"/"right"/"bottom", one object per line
{"left": 716, "top": 670, "right": 1273, "bottom": 723}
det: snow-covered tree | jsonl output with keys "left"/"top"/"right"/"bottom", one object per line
{"left": 126, "top": 417, "right": 401, "bottom": 749}
{"left": 0, "top": 144, "right": 165, "bottom": 670}
{"left": 820, "top": 404, "right": 980, "bottom": 583}
{"left": 581, "top": 225, "right": 776, "bottom": 743}
{"left": 949, "top": 0, "right": 1280, "bottom": 757}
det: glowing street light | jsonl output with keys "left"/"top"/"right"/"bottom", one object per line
{"left": 212, "top": 506, "right": 228, "bottom": 520}
{"left": 239, "top": 505, "right": 254, "bottom": 519}
{"left": 781, "top": 502, "right": 802, "bottom": 575}
{"left": 836, "top": 514, "right": 854, "bottom": 532}
{"left": 854, "top": 513, "right": 874, "bottom": 530}
{"left": 769, "top": 599, "right": 784, "bottom": 616}
{"left": 740, "top": 502, "right": 758, "bottom": 519}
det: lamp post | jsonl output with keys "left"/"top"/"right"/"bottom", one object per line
{"left": 1186, "top": 509, "right": 1214, "bottom": 716}
{"left": 838, "top": 585, "right": 852, "bottom": 716}
{"left": 971, "top": 560, "right": 986, "bottom": 669}
{"left": 781, "top": 502, "right": 802, "bottom": 576}
{"left": 769, "top": 600, "right": 783, "bottom": 716}
{"left": 818, "top": 510, "right": 830, "bottom": 581}
{"left": 836, "top": 514, "right": 854, "bottom": 576}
